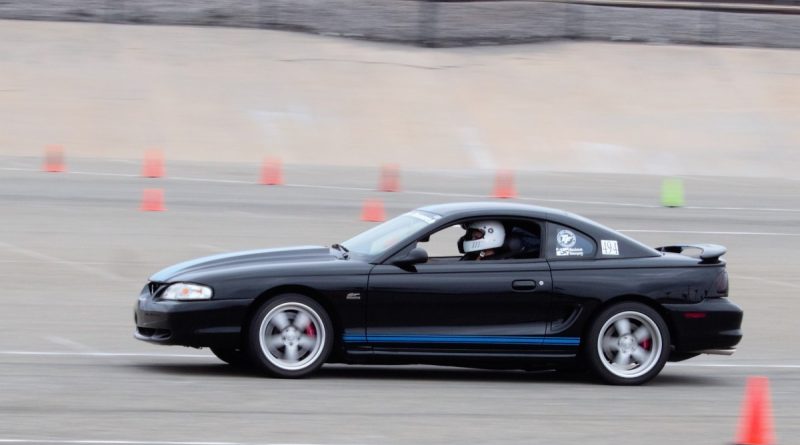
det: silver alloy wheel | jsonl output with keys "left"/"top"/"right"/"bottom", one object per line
{"left": 596, "top": 310, "right": 663, "bottom": 379}
{"left": 258, "top": 302, "right": 326, "bottom": 371}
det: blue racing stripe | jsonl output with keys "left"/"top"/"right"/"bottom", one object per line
{"left": 342, "top": 335, "right": 368, "bottom": 342}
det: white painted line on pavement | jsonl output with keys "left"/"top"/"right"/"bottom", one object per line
{"left": 0, "top": 351, "right": 213, "bottom": 358}
{"left": 230, "top": 211, "right": 353, "bottom": 222}
{"left": 0, "top": 241, "right": 126, "bottom": 282}
{"left": 619, "top": 229, "right": 800, "bottom": 237}
{"left": 3, "top": 350, "right": 800, "bottom": 370}
{"left": 0, "top": 168, "right": 141, "bottom": 179}
{"left": 44, "top": 336, "right": 96, "bottom": 353}
{"left": 0, "top": 440, "right": 326, "bottom": 445}
{"left": 0, "top": 168, "right": 787, "bottom": 211}
{"left": 283, "top": 183, "right": 378, "bottom": 192}
{"left": 0, "top": 440, "right": 343, "bottom": 445}
{"left": 669, "top": 363, "right": 800, "bottom": 369}
{"left": 3, "top": 166, "right": 800, "bottom": 213}
{"left": 0, "top": 259, "right": 152, "bottom": 266}
{"left": 0, "top": 167, "right": 45, "bottom": 173}
{"left": 170, "top": 176, "right": 251, "bottom": 185}
{"left": 399, "top": 189, "right": 666, "bottom": 209}
{"left": 684, "top": 205, "right": 800, "bottom": 213}
{"left": 515, "top": 195, "right": 661, "bottom": 208}
{"left": 0, "top": 441, "right": 238, "bottom": 445}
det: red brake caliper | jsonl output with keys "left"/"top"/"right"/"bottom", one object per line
{"left": 641, "top": 338, "right": 652, "bottom": 350}
{"left": 305, "top": 323, "right": 316, "bottom": 337}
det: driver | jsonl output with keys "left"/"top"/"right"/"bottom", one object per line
{"left": 460, "top": 220, "right": 506, "bottom": 260}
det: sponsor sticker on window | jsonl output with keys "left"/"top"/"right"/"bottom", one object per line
{"left": 556, "top": 229, "right": 584, "bottom": 256}
{"left": 601, "top": 240, "right": 619, "bottom": 256}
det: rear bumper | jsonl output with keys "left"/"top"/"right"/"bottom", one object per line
{"left": 692, "top": 348, "right": 736, "bottom": 356}
{"left": 134, "top": 286, "right": 250, "bottom": 348}
{"left": 664, "top": 297, "right": 743, "bottom": 353}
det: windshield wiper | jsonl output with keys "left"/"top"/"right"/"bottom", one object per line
{"left": 331, "top": 243, "right": 350, "bottom": 259}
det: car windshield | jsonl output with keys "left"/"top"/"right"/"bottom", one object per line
{"left": 341, "top": 210, "right": 442, "bottom": 257}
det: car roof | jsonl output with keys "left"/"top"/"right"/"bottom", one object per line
{"left": 416, "top": 201, "right": 660, "bottom": 259}
{"left": 419, "top": 201, "right": 562, "bottom": 219}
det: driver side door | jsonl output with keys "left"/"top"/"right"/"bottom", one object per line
{"left": 365, "top": 221, "right": 556, "bottom": 355}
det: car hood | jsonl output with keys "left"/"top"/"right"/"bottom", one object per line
{"left": 149, "top": 246, "right": 335, "bottom": 282}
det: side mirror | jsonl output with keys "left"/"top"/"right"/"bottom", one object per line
{"left": 394, "top": 247, "right": 428, "bottom": 266}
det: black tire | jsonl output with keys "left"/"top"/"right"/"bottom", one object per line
{"left": 248, "top": 294, "right": 333, "bottom": 378}
{"left": 585, "top": 302, "right": 670, "bottom": 385}
{"left": 210, "top": 346, "right": 251, "bottom": 368}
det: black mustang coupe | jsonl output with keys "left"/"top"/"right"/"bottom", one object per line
{"left": 135, "top": 202, "right": 742, "bottom": 385}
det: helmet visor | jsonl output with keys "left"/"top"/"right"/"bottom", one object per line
{"left": 466, "top": 228, "right": 485, "bottom": 240}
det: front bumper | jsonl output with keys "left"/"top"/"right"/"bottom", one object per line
{"left": 134, "top": 285, "right": 250, "bottom": 348}
{"left": 664, "top": 297, "right": 743, "bottom": 353}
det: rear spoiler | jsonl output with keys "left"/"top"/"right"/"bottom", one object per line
{"left": 656, "top": 244, "right": 727, "bottom": 263}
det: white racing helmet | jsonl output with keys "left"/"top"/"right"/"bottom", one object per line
{"left": 462, "top": 220, "right": 505, "bottom": 253}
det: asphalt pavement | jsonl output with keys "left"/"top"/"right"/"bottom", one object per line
{"left": 0, "top": 157, "right": 799, "bottom": 445}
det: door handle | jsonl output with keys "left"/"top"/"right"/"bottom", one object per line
{"left": 512, "top": 280, "right": 537, "bottom": 291}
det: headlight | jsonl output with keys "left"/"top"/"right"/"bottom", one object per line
{"left": 160, "top": 283, "right": 213, "bottom": 301}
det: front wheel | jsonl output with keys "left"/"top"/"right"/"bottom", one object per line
{"left": 586, "top": 302, "right": 670, "bottom": 385}
{"left": 248, "top": 294, "right": 333, "bottom": 378}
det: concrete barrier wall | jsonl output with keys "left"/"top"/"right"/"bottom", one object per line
{"left": 2, "top": 19, "right": 799, "bottom": 178}
{"left": 1, "top": 0, "right": 799, "bottom": 48}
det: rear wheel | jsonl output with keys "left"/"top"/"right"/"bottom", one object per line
{"left": 586, "top": 302, "right": 670, "bottom": 385}
{"left": 248, "top": 294, "right": 332, "bottom": 378}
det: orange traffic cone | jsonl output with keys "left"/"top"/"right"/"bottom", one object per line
{"left": 379, "top": 164, "right": 400, "bottom": 192}
{"left": 493, "top": 170, "right": 516, "bottom": 199}
{"left": 361, "top": 199, "right": 386, "bottom": 222}
{"left": 43, "top": 145, "right": 66, "bottom": 172}
{"left": 260, "top": 157, "right": 283, "bottom": 185}
{"left": 736, "top": 376, "right": 775, "bottom": 445}
{"left": 142, "top": 150, "right": 165, "bottom": 178}
{"left": 140, "top": 188, "right": 166, "bottom": 211}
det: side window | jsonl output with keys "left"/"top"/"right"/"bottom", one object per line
{"left": 503, "top": 222, "right": 542, "bottom": 260}
{"left": 547, "top": 223, "right": 596, "bottom": 259}
{"left": 418, "top": 224, "right": 465, "bottom": 258}
{"left": 417, "top": 219, "right": 543, "bottom": 261}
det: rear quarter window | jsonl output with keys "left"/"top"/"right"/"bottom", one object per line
{"left": 547, "top": 223, "right": 596, "bottom": 259}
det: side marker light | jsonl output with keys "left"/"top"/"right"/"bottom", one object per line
{"left": 684, "top": 312, "right": 707, "bottom": 319}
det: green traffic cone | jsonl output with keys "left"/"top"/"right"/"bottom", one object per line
{"left": 661, "top": 178, "right": 684, "bottom": 207}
